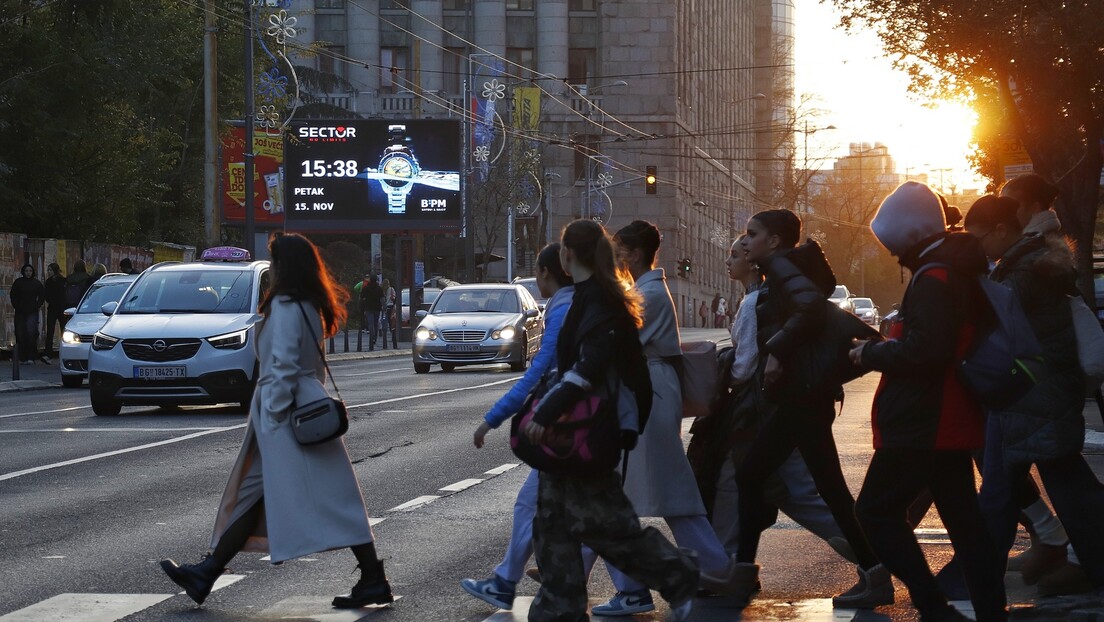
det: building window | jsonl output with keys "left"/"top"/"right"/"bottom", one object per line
{"left": 442, "top": 0, "right": 469, "bottom": 8}
{"left": 573, "top": 136, "right": 598, "bottom": 184}
{"left": 568, "top": 48, "right": 595, "bottom": 86}
{"left": 315, "top": 0, "right": 345, "bottom": 7}
{"left": 318, "top": 45, "right": 347, "bottom": 80}
{"left": 569, "top": 0, "right": 596, "bottom": 10}
{"left": 506, "top": 48, "right": 534, "bottom": 81}
{"left": 380, "top": 47, "right": 408, "bottom": 94}
{"left": 381, "top": 0, "right": 409, "bottom": 8}
{"left": 506, "top": 0, "right": 534, "bottom": 9}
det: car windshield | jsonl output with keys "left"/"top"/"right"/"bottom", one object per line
{"left": 118, "top": 269, "right": 254, "bottom": 314}
{"left": 431, "top": 289, "right": 518, "bottom": 314}
{"left": 831, "top": 286, "right": 848, "bottom": 299}
{"left": 853, "top": 299, "right": 873, "bottom": 309}
{"left": 77, "top": 281, "right": 132, "bottom": 313}
{"left": 402, "top": 289, "right": 441, "bottom": 305}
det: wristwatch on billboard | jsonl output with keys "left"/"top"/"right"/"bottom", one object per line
{"left": 378, "top": 124, "right": 420, "bottom": 214}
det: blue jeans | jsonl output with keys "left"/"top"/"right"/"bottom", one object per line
{"left": 979, "top": 414, "right": 1104, "bottom": 586}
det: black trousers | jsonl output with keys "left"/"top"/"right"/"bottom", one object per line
{"left": 857, "top": 448, "right": 1007, "bottom": 622}
{"left": 735, "top": 396, "right": 879, "bottom": 568}
{"left": 45, "top": 306, "right": 66, "bottom": 356}
{"left": 14, "top": 313, "right": 39, "bottom": 361}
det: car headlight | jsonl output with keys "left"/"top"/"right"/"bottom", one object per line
{"left": 415, "top": 326, "right": 437, "bottom": 341}
{"left": 207, "top": 328, "right": 249, "bottom": 350}
{"left": 92, "top": 332, "right": 119, "bottom": 351}
{"left": 62, "top": 330, "right": 82, "bottom": 345}
{"left": 492, "top": 326, "right": 517, "bottom": 340}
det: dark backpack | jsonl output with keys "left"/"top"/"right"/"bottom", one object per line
{"left": 912, "top": 263, "right": 1044, "bottom": 410}
{"left": 64, "top": 283, "right": 86, "bottom": 308}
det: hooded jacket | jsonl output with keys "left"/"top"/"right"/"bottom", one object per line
{"left": 860, "top": 233, "right": 989, "bottom": 450}
{"left": 990, "top": 234, "right": 1084, "bottom": 463}
{"left": 9, "top": 264, "right": 45, "bottom": 316}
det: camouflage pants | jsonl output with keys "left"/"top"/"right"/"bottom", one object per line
{"left": 529, "top": 471, "right": 700, "bottom": 622}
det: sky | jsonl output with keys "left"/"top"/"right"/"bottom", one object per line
{"left": 793, "top": 0, "right": 985, "bottom": 193}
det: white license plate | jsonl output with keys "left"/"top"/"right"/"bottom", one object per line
{"left": 446, "top": 344, "right": 480, "bottom": 353}
{"left": 134, "top": 366, "right": 186, "bottom": 379}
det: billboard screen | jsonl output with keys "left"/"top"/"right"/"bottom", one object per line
{"left": 284, "top": 119, "right": 462, "bottom": 232}
{"left": 221, "top": 126, "right": 285, "bottom": 225}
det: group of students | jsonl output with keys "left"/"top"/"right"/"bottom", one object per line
{"left": 462, "top": 174, "right": 1104, "bottom": 622}
{"left": 154, "top": 173, "right": 1102, "bottom": 622}
{"left": 8, "top": 257, "right": 135, "bottom": 363}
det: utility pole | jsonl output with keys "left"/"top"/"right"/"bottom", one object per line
{"left": 243, "top": 1, "right": 256, "bottom": 257}
{"left": 203, "top": 0, "right": 220, "bottom": 248}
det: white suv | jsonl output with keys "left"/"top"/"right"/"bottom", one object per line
{"left": 59, "top": 272, "right": 139, "bottom": 388}
{"left": 87, "top": 248, "right": 270, "bottom": 416}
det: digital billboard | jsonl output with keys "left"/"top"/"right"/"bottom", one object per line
{"left": 284, "top": 119, "right": 462, "bottom": 232}
{"left": 221, "top": 125, "right": 285, "bottom": 225}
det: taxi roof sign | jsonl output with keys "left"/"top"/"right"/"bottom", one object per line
{"left": 201, "top": 246, "right": 251, "bottom": 261}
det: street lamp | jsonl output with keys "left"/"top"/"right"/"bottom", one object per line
{"left": 801, "top": 121, "right": 837, "bottom": 213}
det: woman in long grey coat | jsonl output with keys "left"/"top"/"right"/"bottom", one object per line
{"left": 584, "top": 221, "right": 735, "bottom": 616}
{"left": 160, "top": 233, "right": 392, "bottom": 610}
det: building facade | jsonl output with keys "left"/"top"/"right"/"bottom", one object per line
{"left": 290, "top": 0, "right": 785, "bottom": 326}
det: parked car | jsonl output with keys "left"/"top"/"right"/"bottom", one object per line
{"left": 401, "top": 287, "right": 443, "bottom": 326}
{"left": 851, "top": 297, "right": 879, "bottom": 325}
{"left": 86, "top": 247, "right": 270, "bottom": 416}
{"left": 512, "top": 276, "right": 547, "bottom": 311}
{"left": 411, "top": 283, "right": 542, "bottom": 374}
{"left": 58, "top": 273, "right": 140, "bottom": 388}
{"left": 829, "top": 284, "right": 855, "bottom": 313}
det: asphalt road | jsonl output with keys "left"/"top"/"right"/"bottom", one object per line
{"left": 0, "top": 343, "right": 1095, "bottom": 622}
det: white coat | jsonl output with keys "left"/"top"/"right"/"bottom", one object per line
{"left": 621, "top": 269, "right": 707, "bottom": 517}
{"left": 211, "top": 296, "right": 374, "bottom": 563}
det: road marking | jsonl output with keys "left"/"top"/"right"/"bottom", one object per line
{"left": 369, "top": 517, "right": 387, "bottom": 526}
{"left": 481, "top": 596, "right": 533, "bottom": 620}
{"left": 338, "top": 367, "right": 406, "bottom": 377}
{"left": 388, "top": 495, "right": 440, "bottom": 512}
{"left": 263, "top": 595, "right": 400, "bottom": 620}
{"left": 0, "top": 593, "right": 173, "bottom": 621}
{"left": 914, "top": 528, "right": 952, "bottom": 544}
{"left": 484, "top": 463, "right": 520, "bottom": 476}
{"left": 0, "top": 425, "right": 246, "bottom": 482}
{"left": 0, "top": 405, "right": 88, "bottom": 419}
{"left": 439, "top": 478, "right": 484, "bottom": 492}
{"left": 0, "top": 427, "right": 226, "bottom": 434}
{"left": 347, "top": 377, "right": 520, "bottom": 410}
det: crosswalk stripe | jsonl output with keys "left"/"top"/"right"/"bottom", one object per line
{"left": 263, "top": 595, "right": 401, "bottom": 620}
{"left": 439, "top": 478, "right": 484, "bottom": 492}
{"left": 481, "top": 596, "right": 532, "bottom": 621}
{"left": 0, "top": 593, "right": 172, "bottom": 621}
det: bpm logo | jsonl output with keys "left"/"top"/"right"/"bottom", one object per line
{"left": 298, "top": 125, "right": 358, "bottom": 142}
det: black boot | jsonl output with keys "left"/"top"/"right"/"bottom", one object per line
{"left": 160, "top": 555, "right": 225, "bottom": 605}
{"left": 332, "top": 560, "right": 394, "bottom": 608}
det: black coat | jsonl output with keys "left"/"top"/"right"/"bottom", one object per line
{"left": 45, "top": 274, "right": 67, "bottom": 309}
{"left": 860, "top": 233, "right": 988, "bottom": 450}
{"left": 990, "top": 233, "right": 1084, "bottom": 463}
{"left": 10, "top": 269, "right": 45, "bottom": 317}
{"left": 755, "top": 243, "right": 835, "bottom": 364}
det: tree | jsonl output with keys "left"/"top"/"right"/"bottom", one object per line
{"left": 829, "top": 1, "right": 1104, "bottom": 296}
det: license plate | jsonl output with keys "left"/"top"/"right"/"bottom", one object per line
{"left": 134, "top": 365, "right": 186, "bottom": 379}
{"left": 446, "top": 344, "right": 480, "bottom": 353}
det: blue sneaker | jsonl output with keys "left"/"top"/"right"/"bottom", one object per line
{"left": 591, "top": 589, "right": 655, "bottom": 616}
{"left": 460, "top": 575, "right": 516, "bottom": 610}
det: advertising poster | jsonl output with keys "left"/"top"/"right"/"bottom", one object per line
{"left": 222, "top": 126, "right": 285, "bottom": 225}
{"left": 284, "top": 119, "right": 462, "bottom": 232}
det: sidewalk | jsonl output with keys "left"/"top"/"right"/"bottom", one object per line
{"left": 0, "top": 328, "right": 413, "bottom": 393}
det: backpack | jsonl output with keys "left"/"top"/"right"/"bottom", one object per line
{"left": 676, "top": 340, "right": 718, "bottom": 419}
{"left": 64, "top": 282, "right": 86, "bottom": 308}
{"left": 912, "top": 263, "right": 1044, "bottom": 410}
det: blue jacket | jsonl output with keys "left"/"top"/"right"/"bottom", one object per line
{"left": 483, "top": 285, "right": 573, "bottom": 428}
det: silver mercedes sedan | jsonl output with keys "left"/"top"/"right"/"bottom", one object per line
{"left": 411, "top": 283, "right": 543, "bottom": 374}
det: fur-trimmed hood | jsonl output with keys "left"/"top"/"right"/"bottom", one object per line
{"left": 991, "top": 232, "right": 1077, "bottom": 285}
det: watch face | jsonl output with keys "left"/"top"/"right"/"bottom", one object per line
{"left": 380, "top": 151, "right": 416, "bottom": 188}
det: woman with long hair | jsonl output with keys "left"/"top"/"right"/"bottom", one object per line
{"left": 461, "top": 243, "right": 574, "bottom": 611}
{"left": 729, "top": 209, "right": 888, "bottom": 608}
{"left": 160, "top": 233, "right": 393, "bottom": 610}
{"left": 522, "top": 219, "right": 698, "bottom": 622}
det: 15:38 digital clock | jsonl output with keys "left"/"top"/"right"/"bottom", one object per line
{"left": 299, "top": 159, "right": 359, "bottom": 178}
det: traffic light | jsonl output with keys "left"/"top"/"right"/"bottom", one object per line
{"left": 645, "top": 165, "right": 657, "bottom": 194}
{"left": 676, "top": 257, "right": 691, "bottom": 277}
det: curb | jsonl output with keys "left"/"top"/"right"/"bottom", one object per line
{"left": 0, "top": 380, "right": 58, "bottom": 393}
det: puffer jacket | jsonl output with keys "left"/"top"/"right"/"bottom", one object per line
{"left": 860, "top": 233, "right": 989, "bottom": 450}
{"left": 755, "top": 242, "right": 835, "bottom": 365}
{"left": 990, "top": 234, "right": 1084, "bottom": 463}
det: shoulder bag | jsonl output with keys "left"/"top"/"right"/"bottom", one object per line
{"left": 290, "top": 302, "right": 349, "bottom": 445}
{"left": 1070, "top": 295, "right": 1104, "bottom": 381}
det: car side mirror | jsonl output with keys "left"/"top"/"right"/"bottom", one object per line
{"left": 415, "top": 310, "right": 427, "bottom": 319}
{"left": 524, "top": 308, "right": 540, "bottom": 318}
{"left": 64, "top": 306, "right": 77, "bottom": 317}
{"left": 101, "top": 301, "right": 118, "bottom": 316}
